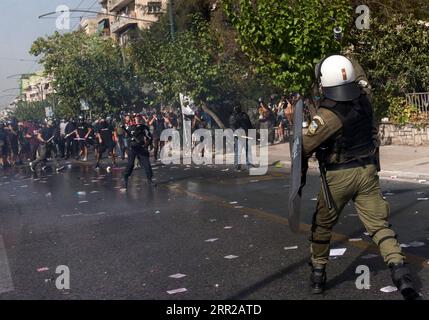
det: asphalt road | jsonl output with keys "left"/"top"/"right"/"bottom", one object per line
{"left": 0, "top": 159, "right": 428, "bottom": 300}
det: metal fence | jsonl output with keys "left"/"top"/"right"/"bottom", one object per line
{"left": 406, "top": 92, "right": 429, "bottom": 116}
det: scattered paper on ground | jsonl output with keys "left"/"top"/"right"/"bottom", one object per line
{"left": 380, "top": 286, "right": 398, "bottom": 293}
{"left": 37, "top": 267, "right": 49, "bottom": 272}
{"left": 417, "top": 198, "right": 429, "bottom": 201}
{"left": 61, "top": 213, "right": 83, "bottom": 218}
{"left": 229, "top": 201, "right": 238, "bottom": 204}
{"left": 224, "top": 255, "right": 238, "bottom": 259}
{"left": 88, "top": 212, "right": 106, "bottom": 216}
{"left": 284, "top": 246, "right": 298, "bottom": 250}
{"left": 169, "top": 274, "right": 186, "bottom": 279}
{"left": 167, "top": 288, "right": 188, "bottom": 295}
{"left": 205, "top": 238, "right": 219, "bottom": 242}
{"left": 224, "top": 226, "right": 233, "bottom": 229}
{"left": 408, "top": 241, "right": 426, "bottom": 247}
{"left": 329, "top": 248, "right": 347, "bottom": 256}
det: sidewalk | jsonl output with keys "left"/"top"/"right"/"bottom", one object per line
{"left": 268, "top": 143, "right": 429, "bottom": 182}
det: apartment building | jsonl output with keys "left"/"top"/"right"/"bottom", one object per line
{"left": 21, "top": 72, "right": 54, "bottom": 103}
{"left": 79, "top": 17, "right": 99, "bottom": 35}
{"left": 99, "top": 0, "right": 168, "bottom": 45}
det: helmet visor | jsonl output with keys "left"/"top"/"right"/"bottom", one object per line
{"left": 323, "top": 82, "right": 361, "bottom": 102}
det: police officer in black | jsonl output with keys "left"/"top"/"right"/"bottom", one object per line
{"left": 64, "top": 118, "right": 76, "bottom": 159}
{"left": 122, "top": 115, "right": 155, "bottom": 189}
{"left": 30, "top": 120, "right": 64, "bottom": 173}
{"left": 229, "top": 104, "right": 254, "bottom": 171}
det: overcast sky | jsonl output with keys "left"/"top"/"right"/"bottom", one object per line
{"left": 0, "top": 0, "right": 101, "bottom": 108}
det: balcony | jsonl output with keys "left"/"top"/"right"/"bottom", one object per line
{"left": 110, "top": 0, "right": 134, "bottom": 12}
{"left": 97, "top": 7, "right": 110, "bottom": 23}
{"left": 110, "top": 12, "right": 138, "bottom": 34}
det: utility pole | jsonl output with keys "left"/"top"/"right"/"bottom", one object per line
{"left": 168, "top": 0, "right": 175, "bottom": 41}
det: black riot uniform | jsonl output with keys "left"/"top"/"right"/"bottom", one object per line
{"left": 30, "top": 121, "right": 64, "bottom": 173}
{"left": 123, "top": 119, "right": 155, "bottom": 189}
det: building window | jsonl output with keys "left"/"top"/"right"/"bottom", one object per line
{"left": 147, "top": 2, "right": 162, "bottom": 14}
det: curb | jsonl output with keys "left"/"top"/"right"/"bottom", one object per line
{"left": 275, "top": 160, "right": 429, "bottom": 183}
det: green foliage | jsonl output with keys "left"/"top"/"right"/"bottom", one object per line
{"left": 129, "top": 13, "right": 275, "bottom": 124}
{"left": 12, "top": 100, "right": 47, "bottom": 122}
{"left": 352, "top": 14, "right": 429, "bottom": 120}
{"left": 223, "top": 0, "right": 353, "bottom": 93}
{"left": 351, "top": 0, "right": 429, "bottom": 21}
{"left": 386, "top": 96, "right": 419, "bottom": 125}
{"left": 30, "top": 31, "right": 143, "bottom": 118}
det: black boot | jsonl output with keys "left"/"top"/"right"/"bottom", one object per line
{"left": 310, "top": 264, "right": 326, "bottom": 294}
{"left": 389, "top": 262, "right": 419, "bottom": 300}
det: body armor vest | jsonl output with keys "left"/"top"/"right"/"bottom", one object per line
{"left": 318, "top": 94, "right": 375, "bottom": 164}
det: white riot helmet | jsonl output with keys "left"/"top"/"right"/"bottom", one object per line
{"left": 315, "top": 55, "right": 361, "bottom": 102}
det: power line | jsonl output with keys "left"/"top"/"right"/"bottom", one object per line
{"left": 71, "top": 0, "right": 99, "bottom": 31}
{"left": 0, "top": 58, "right": 38, "bottom": 62}
{"left": 39, "top": 9, "right": 156, "bottom": 24}
{"left": 70, "top": 0, "right": 92, "bottom": 31}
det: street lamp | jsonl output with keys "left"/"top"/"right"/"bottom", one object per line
{"left": 6, "top": 73, "right": 35, "bottom": 80}
{"left": 39, "top": 9, "right": 156, "bottom": 23}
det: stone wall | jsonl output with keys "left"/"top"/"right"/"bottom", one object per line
{"left": 379, "top": 123, "right": 429, "bottom": 146}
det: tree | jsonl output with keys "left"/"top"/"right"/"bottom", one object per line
{"left": 30, "top": 31, "right": 142, "bottom": 118}
{"left": 223, "top": 0, "right": 353, "bottom": 93}
{"left": 351, "top": 14, "right": 429, "bottom": 119}
{"left": 351, "top": 0, "right": 429, "bottom": 21}
{"left": 130, "top": 14, "right": 264, "bottom": 127}
{"left": 13, "top": 100, "right": 47, "bottom": 122}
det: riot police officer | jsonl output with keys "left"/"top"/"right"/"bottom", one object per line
{"left": 290, "top": 55, "right": 419, "bottom": 299}
{"left": 30, "top": 120, "right": 64, "bottom": 173}
{"left": 122, "top": 115, "right": 155, "bottom": 189}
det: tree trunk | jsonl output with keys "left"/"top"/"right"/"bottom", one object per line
{"left": 201, "top": 102, "right": 226, "bottom": 129}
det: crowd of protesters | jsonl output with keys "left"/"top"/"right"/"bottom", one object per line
{"left": 257, "top": 95, "right": 294, "bottom": 145}
{"left": 0, "top": 96, "right": 301, "bottom": 171}
{"left": 0, "top": 109, "right": 181, "bottom": 171}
